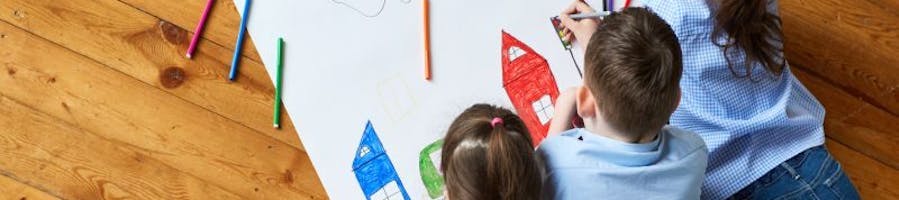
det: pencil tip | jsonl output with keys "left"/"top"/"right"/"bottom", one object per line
{"left": 274, "top": 124, "right": 280, "bottom": 129}
{"left": 186, "top": 54, "right": 192, "bottom": 59}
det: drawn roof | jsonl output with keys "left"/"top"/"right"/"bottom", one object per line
{"left": 501, "top": 31, "right": 550, "bottom": 86}
{"left": 353, "top": 121, "right": 388, "bottom": 170}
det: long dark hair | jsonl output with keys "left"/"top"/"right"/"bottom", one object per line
{"left": 712, "top": 0, "right": 785, "bottom": 79}
{"left": 441, "top": 104, "right": 542, "bottom": 200}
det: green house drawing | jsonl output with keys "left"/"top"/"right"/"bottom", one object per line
{"left": 419, "top": 139, "right": 445, "bottom": 199}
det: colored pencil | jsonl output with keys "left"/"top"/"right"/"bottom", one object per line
{"left": 186, "top": 0, "right": 215, "bottom": 59}
{"left": 423, "top": 0, "right": 431, "bottom": 81}
{"left": 229, "top": 0, "right": 252, "bottom": 81}
{"left": 608, "top": 0, "right": 614, "bottom": 11}
{"left": 569, "top": 11, "right": 612, "bottom": 20}
{"left": 273, "top": 37, "right": 284, "bottom": 129}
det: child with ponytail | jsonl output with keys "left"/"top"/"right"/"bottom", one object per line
{"left": 440, "top": 104, "right": 542, "bottom": 200}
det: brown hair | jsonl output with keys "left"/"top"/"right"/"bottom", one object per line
{"left": 584, "top": 7, "right": 683, "bottom": 137}
{"left": 712, "top": 0, "right": 785, "bottom": 79}
{"left": 441, "top": 104, "right": 542, "bottom": 200}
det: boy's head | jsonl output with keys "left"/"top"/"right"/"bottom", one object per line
{"left": 441, "top": 104, "right": 542, "bottom": 200}
{"left": 577, "top": 7, "right": 683, "bottom": 138}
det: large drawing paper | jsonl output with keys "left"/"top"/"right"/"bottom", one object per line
{"left": 235, "top": 0, "right": 607, "bottom": 198}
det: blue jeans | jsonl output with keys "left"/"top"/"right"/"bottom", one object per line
{"left": 728, "top": 146, "right": 860, "bottom": 200}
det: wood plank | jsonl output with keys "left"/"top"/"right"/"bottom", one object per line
{"left": 794, "top": 67, "right": 899, "bottom": 170}
{"left": 781, "top": 0, "right": 899, "bottom": 114}
{"left": 0, "top": 174, "right": 59, "bottom": 200}
{"left": 0, "top": 20, "right": 324, "bottom": 199}
{"left": 117, "top": 0, "right": 262, "bottom": 62}
{"left": 826, "top": 140, "right": 899, "bottom": 199}
{"left": 0, "top": 95, "right": 242, "bottom": 199}
{"left": 0, "top": 0, "right": 304, "bottom": 151}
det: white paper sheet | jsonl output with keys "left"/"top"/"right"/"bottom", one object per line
{"left": 235, "top": 0, "right": 609, "bottom": 198}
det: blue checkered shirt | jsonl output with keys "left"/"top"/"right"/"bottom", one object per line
{"left": 642, "top": 0, "right": 827, "bottom": 199}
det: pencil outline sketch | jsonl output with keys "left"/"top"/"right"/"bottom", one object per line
{"left": 332, "top": 0, "right": 414, "bottom": 18}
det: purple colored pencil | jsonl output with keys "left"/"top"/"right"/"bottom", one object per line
{"left": 186, "top": 0, "right": 215, "bottom": 59}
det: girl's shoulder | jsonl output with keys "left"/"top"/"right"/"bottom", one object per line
{"left": 642, "top": 0, "right": 714, "bottom": 36}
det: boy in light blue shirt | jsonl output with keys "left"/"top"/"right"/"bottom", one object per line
{"left": 540, "top": 4, "right": 708, "bottom": 199}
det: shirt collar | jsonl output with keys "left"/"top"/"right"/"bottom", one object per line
{"left": 573, "top": 128, "right": 664, "bottom": 166}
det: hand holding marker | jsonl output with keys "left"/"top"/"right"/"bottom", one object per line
{"left": 550, "top": 1, "right": 612, "bottom": 77}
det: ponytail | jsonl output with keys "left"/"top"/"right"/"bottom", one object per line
{"left": 442, "top": 104, "right": 542, "bottom": 200}
{"left": 712, "top": 0, "right": 785, "bottom": 80}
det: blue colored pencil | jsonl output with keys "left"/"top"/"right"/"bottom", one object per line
{"left": 229, "top": 0, "right": 252, "bottom": 81}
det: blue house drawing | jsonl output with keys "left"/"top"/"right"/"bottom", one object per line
{"left": 353, "top": 121, "right": 411, "bottom": 200}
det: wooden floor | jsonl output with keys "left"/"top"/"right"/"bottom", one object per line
{"left": 0, "top": 0, "right": 894, "bottom": 199}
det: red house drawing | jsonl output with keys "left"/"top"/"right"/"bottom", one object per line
{"left": 501, "top": 31, "right": 560, "bottom": 146}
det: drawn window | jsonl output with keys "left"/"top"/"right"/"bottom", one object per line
{"left": 368, "top": 181, "right": 403, "bottom": 200}
{"left": 359, "top": 145, "right": 371, "bottom": 158}
{"left": 508, "top": 46, "right": 527, "bottom": 62}
{"left": 531, "top": 95, "right": 554, "bottom": 125}
{"left": 429, "top": 150, "right": 442, "bottom": 174}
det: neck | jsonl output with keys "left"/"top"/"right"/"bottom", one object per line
{"left": 584, "top": 117, "right": 658, "bottom": 144}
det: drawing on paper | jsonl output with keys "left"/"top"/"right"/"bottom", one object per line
{"left": 377, "top": 75, "right": 417, "bottom": 123}
{"left": 501, "top": 31, "right": 561, "bottom": 146}
{"left": 353, "top": 121, "right": 411, "bottom": 200}
{"left": 419, "top": 139, "right": 445, "bottom": 199}
{"left": 332, "top": 0, "right": 413, "bottom": 18}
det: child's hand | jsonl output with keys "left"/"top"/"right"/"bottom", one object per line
{"left": 548, "top": 87, "right": 580, "bottom": 136}
{"left": 559, "top": 0, "right": 600, "bottom": 49}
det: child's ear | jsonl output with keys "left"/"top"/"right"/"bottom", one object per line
{"left": 576, "top": 86, "right": 597, "bottom": 118}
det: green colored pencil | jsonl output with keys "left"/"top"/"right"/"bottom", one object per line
{"left": 273, "top": 37, "right": 284, "bottom": 129}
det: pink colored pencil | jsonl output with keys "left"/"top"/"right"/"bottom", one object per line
{"left": 186, "top": 0, "right": 215, "bottom": 59}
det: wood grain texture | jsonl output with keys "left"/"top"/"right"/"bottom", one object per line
{"left": 0, "top": 175, "right": 59, "bottom": 200}
{"left": 0, "top": 95, "right": 242, "bottom": 199}
{"left": 781, "top": 0, "right": 899, "bottom": 115}
{"left": 117, "top": 0, "right": 263, "bottom": 62}
{"left": 794, "top": 68, "right": 899, "bottom": 170}
{"left": 0, "top": 19, "right": 324, "bottom": 199}
{"left": 0, "top": 0, "right": 304, "bottom": 151}
{"left": 782, "top": 0, "right": 899, "bottom": 198}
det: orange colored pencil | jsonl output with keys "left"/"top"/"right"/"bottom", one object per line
{"left": 423, "top": 0, "right": 431, "bottom": 81}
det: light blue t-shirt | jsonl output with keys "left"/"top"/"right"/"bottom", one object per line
{"left": 537, "top": 126, "right": 708, "bottom": 200}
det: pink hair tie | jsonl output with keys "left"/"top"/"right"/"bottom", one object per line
{"left": 490, "top": 117, "right": 504, "bottom": 128}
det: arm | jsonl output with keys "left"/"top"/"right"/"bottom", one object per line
{"left": 548, "top": 87, "right": 579, "bottom": 136}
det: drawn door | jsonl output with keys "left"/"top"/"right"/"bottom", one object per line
{"left": 501, "top": 31, "right": 560, "bottom": 146}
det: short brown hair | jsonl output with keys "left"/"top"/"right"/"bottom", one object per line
{"left": 584, "top": 7, "right": 683, "bottom": 136}
{"left": 441, "top": 104, "right": 542, "bottom": 200}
